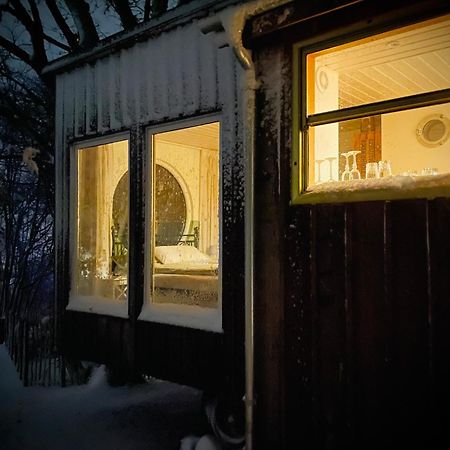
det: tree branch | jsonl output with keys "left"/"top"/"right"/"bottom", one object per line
{"left": 0, "top": 35, "right": 32, "bottom": 67}
{"left": 151, "top": 0, "right": 169, "bottom": 18}
{"left": 8, "top": 0, "right": 47, "bottom": 72}
{"left": 8, "top": 0, "right": 34, "bottom": 34}
{"left": 144, "top": 0, "right": 151, "bottom": 20}
{"left": 44, "top": 0, "right": 79, "bottom": 51}
{"left": 28, "top": 0, "right": 44, "bottom": 32}
{"left": 108, "top": 0, "right": 138, "bottom": 30}
{"left": 0, "top": 72, "right": 45, "bottom": 105}
{"left": 43, "top": 33, "right": 71, "bottom": 51}
{"left": 64, "top": 0, "right": 99, "bottom": 49}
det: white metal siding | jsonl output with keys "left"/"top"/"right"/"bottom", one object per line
{"left": 55, "top": 23, "right": 233, "bottom": 140}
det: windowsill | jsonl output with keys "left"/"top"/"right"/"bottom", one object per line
{"left": 293, "top": 173, "right": 450, "bottom": 204}
{"left": 67, "top": 295, "right": 129, "bottom": 318}
{"left": 138, "top": 303, "right": 223, "bottom": 333}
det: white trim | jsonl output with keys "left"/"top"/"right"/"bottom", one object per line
{"left": 139, "top": 303, "right": 222, "bottom": 332}
{"left": 71, "top": 132, "right": 130, "bottom": 152}
{"left": 69, "top": 132, "right": 130, "bottom": 318}
{"left": 141, "top": 114, "right": 223, "bottom": 332}
{"left": 67, "top": 295, "right": 129, "bottom": 318}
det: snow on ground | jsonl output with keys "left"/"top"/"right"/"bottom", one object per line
{"left": 0, "top": 344, "right": 216, "bottom": 450}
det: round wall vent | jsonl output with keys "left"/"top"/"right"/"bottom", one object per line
{"left": 315, "top": 67, "right": 329, "bottom": 93}
{"left": 416, "top": 114, "right": 450, "bottom": 147}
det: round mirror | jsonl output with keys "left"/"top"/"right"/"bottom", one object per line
{"left": 112, "top": 171, "right": 129, "bottom": 249}
{"left": 112, "top": 165, "right": 188, "bottom": 250}
{"left": 416, "top": 114, "right": 450, "bottom": 147}
{"left": 154, "top": 164, "right": 187, "bottom": 246}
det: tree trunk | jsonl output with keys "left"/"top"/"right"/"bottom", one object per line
{"left": 64, "top": 0, "right": 99, "bottom": 49}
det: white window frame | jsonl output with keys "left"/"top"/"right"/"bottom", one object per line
{"left": 138, "top": 115, "right": 223, "bottom": 333}
{"left": 68, "top": 132, "right": 130, "bottom": 318}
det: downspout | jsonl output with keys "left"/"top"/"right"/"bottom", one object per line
{"left": 199, "top": 3, "right": 291, "bottom": 448}
{"left": 243, "top": 69, "right": 256, "bottom": 450}
{"left": 236, "top": 45, "right": 256, "bottom": 450}
{"left": 220, "top": 5, "right": 291, "bottom": 449}
{"left": 212, "top": 9, "right": 256, "bottom": 449}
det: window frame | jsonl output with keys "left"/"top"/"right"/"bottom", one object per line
{"left": 292, "top": 14, "right": 450, "bottom": 205}
{"left": 139, "top": 114, "right": 223, "bottom": 333}
{"left": 68, "top": 132, "right": 130, "bottom": 318}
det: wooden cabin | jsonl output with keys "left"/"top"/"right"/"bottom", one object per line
{"left": 245, "top": 0, "right": 450, "bottom": 448}
{"left": 47, "top": 0, "right": 450, "bottom": 448}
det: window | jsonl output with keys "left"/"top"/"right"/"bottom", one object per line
{"left": 140, "top": 120, "right": 221, "bottom": 332}
{"left": 70, "top": 137, "right": 129, "bottom": 317}
{"left": 293, "top": 14, "right": 450, "bottom": 202}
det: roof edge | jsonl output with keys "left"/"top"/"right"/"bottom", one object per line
{"left": 42, "top": 0, "right": 244, "bottom": 76}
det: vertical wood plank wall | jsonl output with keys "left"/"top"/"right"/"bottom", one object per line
{"left": 254, "top": 42, "right": 450, "bottom": 449}
{"left": 55, "top": 19, "right": 245, "bottom": 393}
{"left": 281, "top": 199, "right": 450, "bottom": 449}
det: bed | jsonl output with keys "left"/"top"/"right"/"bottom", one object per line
{"left": 110, "top": 224, "right": 219, "bottom": 307}
{"left": 152, "top": 245, "right": 219, "bottom": 308}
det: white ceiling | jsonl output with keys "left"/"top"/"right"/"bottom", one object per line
{"left": 155, "top": 122, "right": 220, "bottom": 151}
{"left": 314, "top": 15, "right": 450, "bottom": 109}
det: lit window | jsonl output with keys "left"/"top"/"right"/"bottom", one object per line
{"left": 295, "top": 14, "right": 450, "bottom": 199}
{"left": 71, "top": 139, "right": 129, "bottom": 315}
{"left": 141, "top": 121, "right": 221, "bottom": 331}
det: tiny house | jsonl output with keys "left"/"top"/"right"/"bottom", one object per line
{"left": 46, "top": 0, "right": 450, "bottom": 448}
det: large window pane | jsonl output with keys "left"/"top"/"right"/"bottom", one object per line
{"left": 307, "top": 15, "right": 450, "bottom": 115}
{"left": 151, "top": 123, "right": 220, "bottom": 309}
{"left": 307, "top": 102, "right": 450, "bottom": 189}
{"left": 76, "top": 140, "right": 129, "bottom": 301}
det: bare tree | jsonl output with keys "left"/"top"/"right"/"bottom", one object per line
{"left": 0, "top": 1, "right": 181, "bottom": 77}
{"left": 0, "top": 146, "right": 53, "bottom": 318}
{"left": 0, "top": 0, "right": 182, "bottom": 380}
{"left": 0, "top": 50, "right": 53, "bottom": 314}
{"left": 0, "top": 0, "right": 179, "bottom": 293}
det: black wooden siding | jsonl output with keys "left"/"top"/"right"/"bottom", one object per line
{"left": 63, "top": 311, "right": 224, "bottom": 390}
{"left": 250, "top": 2, "right": 450, "bottom": 447}
{"left": 281, "top": 199, "right": 450, "bottom": 449}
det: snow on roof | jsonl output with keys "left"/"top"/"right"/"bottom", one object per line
{"left": 42, "top": 0, "right": 249, "bottom": 77}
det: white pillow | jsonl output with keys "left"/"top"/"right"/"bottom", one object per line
{"left": 154, "top": 246, "right": 211, "bottom": 264}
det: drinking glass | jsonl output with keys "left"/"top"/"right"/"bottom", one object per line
{"left": 341, "top": 152, "right": 351, "bottom": 181}
{"left": 315, "top": 159, "right": 325, "bottom": 184}
{"left": 401, "top": 170, "right": 417, "bottom": 176}
{"left": 365, "top": 162, "right": 379, "bottom": 179}
{"left": 378, "top": 160, "right": 392, "bottom": 177}
{"left": 421, "top": 168, "right": 438, "bottom": 176}
{"left": 348, "top": 150, "right": 361, "bottom": 180}
{"left": 325, "top": 156, "right": 337, "bottom": 181}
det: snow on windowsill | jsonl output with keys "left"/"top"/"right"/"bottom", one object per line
{"left": 298, "top": 173, "right": 450, "bottom": 203}
{"left": 67, "top": 295, "right": 129, "bottom": 319}
{"left": 139, "top": 303, "right": 223, "bottom": 333}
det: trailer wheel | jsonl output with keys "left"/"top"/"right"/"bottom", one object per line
{"left": 203, "top": 394, "right": 245, "bottom": 448}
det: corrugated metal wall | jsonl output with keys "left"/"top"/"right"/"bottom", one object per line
{"left": 55, "top": 23, "right": 235, "bottom": 138}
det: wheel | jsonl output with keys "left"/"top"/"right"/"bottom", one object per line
{"left": 203, "top": 394, "right": 245, "bottom": 448}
